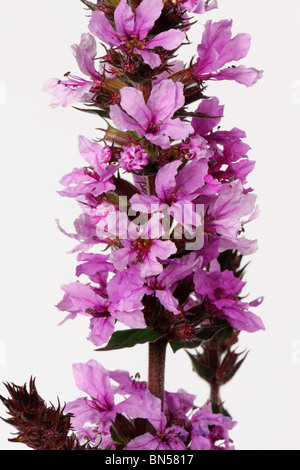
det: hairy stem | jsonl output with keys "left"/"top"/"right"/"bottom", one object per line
{"left": 148, "top": 338, "right": 168, "bottom": 409}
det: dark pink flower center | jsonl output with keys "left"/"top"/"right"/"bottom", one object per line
{"left": 131, "top": 238, "right": 153, "bottom": 262}
{"left": 146, "top": 121, "right": 162, "bottom": 135}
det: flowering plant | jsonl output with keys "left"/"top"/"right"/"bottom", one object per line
{"left": 1, "top": 0, "right": 264, "bottom": 451}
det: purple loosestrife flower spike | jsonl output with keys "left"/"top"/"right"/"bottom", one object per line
{"left": 1, "top": 0, "right": 265, "bottom": 452}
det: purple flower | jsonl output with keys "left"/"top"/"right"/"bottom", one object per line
{"left": 130, "top": 160, "right": 208, "bottom": 231}
{"left": 125, "top": 426, "right": 188, "bottom": 450}
{"left": 181, "top": 135, "right": 214, "bottom": 162}
{"left": 190, "top": 403, "right": 236, "bottom": 450}
{"left": 56, "top": 282, "right": 115, "bottom": 347}
{"left": 178, "top": 0, "right": 218, "bottom": 14}
{"left": 58, "top": 137, "right": 117, "bottom": 198}
{"left": 204, "top": 128, "right": 254, "bottom": 184}
{"left": 42, "top": 34, "right": 102, "bottom": 108}
{"left": 192, "top": 97, "right": 224, "bottom": 137}
{"left": 108, "top": 370, "right": 147, "bottom": 397}
{"left": 147, "top": 252, "right": 201, "bottom": 313}
{"left": 109, "top": 214, "right": 177, "bottom": 278}
{"left": 79, "top": 135, "right": 112, "bottom": 167}
{"left": 119, "top": 144, "right": 149, "bottom": 172}
{"left": 58, "top": 165, "right": 116, "bottom": 198}
{"left": 42, "top": 76, "right": 93, "bottom": 108}
{"left": 57, "top": 261, "right": 150, "bottom": 340}
{"left": 65, "top": 360, "right": 116, "bottom": 447}
{"left": 118, "top": 391, "right": 188, "bottom": 450}
{"left": 202, "top": 180, "right": 258, "bottom": 240}
{"left": 71, "top": 33, "right": 101, "bottom": 82}
{"left": 110, "top": 80, "right": 193, "bottom": 149}
{"left": 89, "top": 0, "right": 185, "bottom": 68}
{"left": 165, "top": 388, "right": 196, "bottom": 421}
{"left": 194, "top": 261, "right": 265, "bottom": 333}
{"left": 76, "top": 252, "right": 115, "bottom": 288}
{"left": 107, "top": 270, "right": 149, "bottom": 328}
{"left": 194, "top": 20, "right": 263, "bottom": 87}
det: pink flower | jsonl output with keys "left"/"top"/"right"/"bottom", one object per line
{"left": 65, "top": 360, "right": 116, "bottom": 447}
{"left": 178, "top": 0, "right": 218, "bottom": 14}
{"left": 203, "top": 180, "right": 258, "bottom": 240}
{"left": 181, "top": 135, "right": 214, "bottom": 161}
{"left": 79, "top": 135, "right": 112, "bottom": 166}
{"left": 56, "top": 282, "right": 115, "bottom": 347}
{"left": 130, "top": 160, "right": 208, "bottom": 231}
{"left": 192, "top": 97, "right": 224, "bottom": 137}
{"left": 42, "top": 76, "right": 93, "bottom": 108}
{"left": 194, "top": 261, "right": 265, "bottom": 333}
{"left": 107, "top": 270, "right": 149, "bottom": 328}
{"left": 110, "top": 80, "right": 193, "bottom": 149}
{"left": 58, "top": 164, "right": 116, "bottom": 198}
{"left": 42, "top": 34, "right": 101, "bottom": 108}
{"left": 194, "top": 20, "right": 263, "bottom": 87}
{"left": 119, "top": 144, "right": 149, "bottom": 172}
{"left": 118, "top": 391, "right": 188, "bottom": 450}
{"left": 190, "top": 403, "right": 236, "bottom": 450}
{"left": 109, "top": 214, "right": 177, "bottom": 278}
{"left": 89, "top": 0, "right": 185, "bottom": 68}
{"left": 58, "top": 135, "right": 117, "bottom": 198}
{"left": 146, "top": 252, "right": 201, "bottom": 314}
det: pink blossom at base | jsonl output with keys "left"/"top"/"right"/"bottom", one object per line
{"left": 65, "top": 360, "right": 116, "bottom": 447}
{"left": 190, "top": 404, "right": 237, "bottom": 450}
{"left": 65, "top": 360, "right": 236, "bottom": 450}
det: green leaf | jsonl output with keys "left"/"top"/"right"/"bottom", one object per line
{"left": 219, "top": 352, "right": 249, "bottom": 385}
{"left": 211, "top": 399, "right": 232, "bottom": 418}
{"left": 169, "top": 339, "right": 202, "bottom": 353}
{"left": 73, "top": 106, "right": 110, "bottom": 119}
{"left": 175, "top": 109, "right": 223, "bottom": 120}
{"left": 187, "top": 351, "right": 215, "bottom": 382}
{"left": 97, "top": 329, "right": 165, "bottom": 351}
{"left": 195, "top": 325, "right": 226, "bottom": 342}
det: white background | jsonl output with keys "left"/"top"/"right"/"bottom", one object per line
{"left": 0, "top": 0, "right": 299, "bottom": 450}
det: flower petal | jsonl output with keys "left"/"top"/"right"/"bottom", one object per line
{"left": 134, "top": 0, "right": 163, "bottom": 40}
{"left": 114, "top": 0, "right": 135, "bottom": 38}
{"left": 89, "top": 11, "right": 120, "bottom": 47}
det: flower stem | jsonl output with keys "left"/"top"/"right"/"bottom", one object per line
{"left": 210, "top": 379, "right": 221, "bottom": 405}
{"left": 148, "top": 338, "right": 168, "bottom": 409}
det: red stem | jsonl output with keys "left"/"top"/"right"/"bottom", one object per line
{"left": 148, "top": 338, "right": 167, "bottom": 409}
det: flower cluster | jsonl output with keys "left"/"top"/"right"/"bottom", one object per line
{"left": 65, "top": 359, "right": 236, "bottom": 450}
{"left": 0, "top": 0, "right": 265, "bottom": 450}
